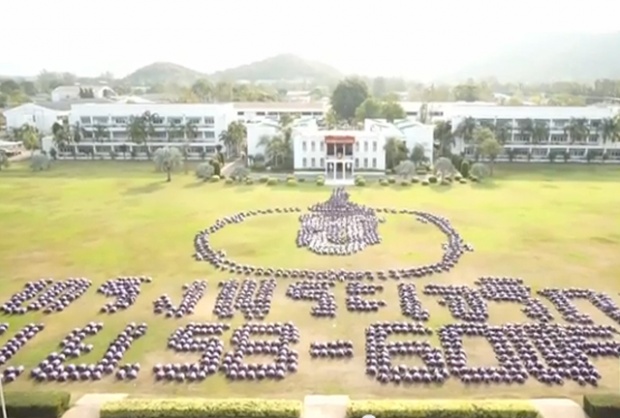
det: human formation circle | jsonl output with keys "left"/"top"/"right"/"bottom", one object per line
{"left": 0, "top": 188, "right": 619, "bottom": 389}
{"left": 193, "top": 187, "right": 474, "bottom": 279}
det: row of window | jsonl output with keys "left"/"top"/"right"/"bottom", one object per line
{"left": 301, "top": 157, "right": 378, "bottom": 169}
{"left": 78, "top": 116, "right": 216, "bottom": 125}
{"left": 509, "top": 135, "right": 600, "bottom": 143}
{"left": 237, "top": 111, "right": 323, "bottom": 117}
{"left": 80, "top": 130, "right": 216, "bottom": 140}
{"left": 301, "top": 141, "right": 379, "bottom": 153}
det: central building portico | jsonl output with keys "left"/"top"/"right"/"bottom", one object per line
{"left": 292, "top": 130, "right": 386, "bottom": 186}
{"left": 324, "top": 135, "right": 355, "bottom": 185}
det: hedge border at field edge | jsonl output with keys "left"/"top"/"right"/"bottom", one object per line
{"left": 583, "top": 393, "right": 620, "bottom": 418}
{"left": 346, "top": 399, "right": 540, "bottom": 418}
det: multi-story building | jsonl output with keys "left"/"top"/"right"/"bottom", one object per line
{"left": 246, "top": 117, "right": 434, "bottom": 184}
{"left": 5, "top": 99, "right": 620, "bottom": 163}
{"left": 40, "top": 103, "right": 237, "bottom": 159}
{"left": 234, "top": 101, "right": 328, "bottom": 122}
{"left": 445, "top": 105, "right": 620, "bottom": 162}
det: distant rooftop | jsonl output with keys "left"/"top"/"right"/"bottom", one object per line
{"left": 234, "top": 102, "right": 326, "bottom": 110}
{"left": 33, "top": 98, "right": 115, "bottom": 111}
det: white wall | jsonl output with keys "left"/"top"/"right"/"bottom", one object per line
{"left": 68, "top": 103, "right": 237, "bottom": 148}
{"left": 2, "top": 104, "right": 65, "bottom": 134}
{"left": 400, "top": 123, "right": 434, "bottom": 162}
{"left": 293, "top": 131, "right": 386, "bottom": 171}
{"left": 246, "top": 121, "right": 279, "bottom": 157}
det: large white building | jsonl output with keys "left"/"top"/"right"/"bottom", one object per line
{"left": 3, "top": 100, "right": 620, "bottom": 163}
{"left": 246, "top": 116, "right": 434, "bottom": 184}
{"left": 47, "top": 103, "right": 237, "bottom": 159}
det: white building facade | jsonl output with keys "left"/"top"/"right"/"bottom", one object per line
{"left": 40, "top": 103, "right": 237, "bottom": 159}
{"left": 2, "top": 103, "right": 68, "bottom": 135}
{"left": 51, "top": 85, "right": 116, "bottom": 102}
{"left": 445, "top": 105, "right": 620, "bottom": 162}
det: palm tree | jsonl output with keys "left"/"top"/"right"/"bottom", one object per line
{"left": 93, "top": 125, "right": 108, "bottom": 143}
{"left": 140, "top": 111, "right": 160, "bottom": 157}
{"left": 228, "top": 121, "right": 247, "bottom": 157}
{"left": 564, "top": 118, "right": 590, "bottom": 144}
{"left": 455, "top": 117, "right": 477, "bottom": 144}
{"left": 531, "top": 120, "right": 550, "bottom": 144}
{"left": 0, "top": 150, "right": 9, "bottom": 170}
{"left": 257, "top": 126, "right": 294, "bottom": 170}
{"left": 20, "top": 125, "right": 41, "bottom": 151}
{"left": 72, "top": 122, "right": 84, "bottom": 144}
{"left": 516, "top": 119, "right": 534, "bottom": 142}
{"left": 127, "top": 115, "right": 147, "bottom": 157}
{"left": 166, "top": 121, "right": 184, "bottom": 143}
{"left": 599, "top": 117, "right": 620, "bottom": 152}
{"left": 493, "top": 121, "right": 511, "bottom": 144}
{"left": 218, "top": 130, "right": 234, "bottom": 160}
{"left": 52, "top": 120, "right": 72, "bottom": 153}
{"left": 434, "top": 121, "right": 454, "bottom": 157}
{"left": 183, "top": 121, "right": 199, "bottom": 173}
{"left": 11, "top": 124, "right": 40, "bottom": 151}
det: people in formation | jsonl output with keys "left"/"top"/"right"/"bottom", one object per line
{"left": 297, "top": 188, "right": 384, "bottom": 256}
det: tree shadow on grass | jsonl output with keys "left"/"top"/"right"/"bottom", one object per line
{"left": 471, "top": 180, "right": 499, "bottom": 190}
{"left": 123, "top": 181, "right": 165, "bottom": 195}
{"left": 429, "top": 184, "right": 452, "bottom": 194}
{"left": 184, "top": 181, "right": 206, "bottom": 189}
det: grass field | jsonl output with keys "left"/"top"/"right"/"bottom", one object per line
{"left": 0, "top": 161, "right": 619, "bottom": 401}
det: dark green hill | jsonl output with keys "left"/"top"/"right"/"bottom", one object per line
{"left": 449, "top": 32, "right": 620, "bottom": 83}
{"left": 122, "top": 62, "right": 205, "bottom": 86}
{"left": 209, "top": 54, "right": 342, "bottom": 82}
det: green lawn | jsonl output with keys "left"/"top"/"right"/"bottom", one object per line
{"left": 0, "top": 161, "right": 619, "bottom": 401}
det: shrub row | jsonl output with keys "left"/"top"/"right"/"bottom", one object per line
{"left": 100, "top": 398, "right": 302, "bottom": 418}
{"left": 4, "top": 391, "right": 71, "bottom": 418}
{"left": 346, "top": 400, "right": 539, "bottom": 418}
{"left": 583, "top": 394, "right": 620, "bottom": 418}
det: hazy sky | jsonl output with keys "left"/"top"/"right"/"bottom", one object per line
{"left": 1, "top": 0, "right": 618, "bottom": 80}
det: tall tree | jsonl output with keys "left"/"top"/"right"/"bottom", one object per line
{"left": 453, "top": 84, "right": 481, "bottom": 102}
{"left": 354, "top": 97, "right": 383, "bottom": 121}
{"left": 384, "top": 137, "right": 409, "bottom": 170}
{"left": 600, "top": 117, "right": 620, "bottom": 152}
{"left": 0, "top": 150, "right": 9, "bottom": 171}
{"left": 330, "top": 78, "right": 369, "bottom": 121}
{"left": 494, "top": 120, "right": 512, "bottom": 144}
{"left": 93, "top": 125, "right": 109, "bottom": 143}
{"left": 473, "top": 126, "right": 496, "bottom": 161}
{"left": 140, "top": 111, "right": 159, "bottom": 156}
{"left": 455, "top": 117, "right": 477, "bottom": 143}
{"left": 191, "top": 79, "right": 213, "bottom": 102}
{"left": 127, "top": 116, "right": 147, "bottom": 155}
{"left": 564, "top": 118, "right": 590, "bottom": 144}
{"left": 381, "top": 101, "right": 406, "bottom": 122}
{"left": 182, "top": 121, "right": 199, "bottom": 173}
{"left": 410, "top": 144, "right": 427, "bottom": 166}
{"left": 531, "top": 120, "right": 550, "bottom": 144}
{"left": 479, "top": 134, "right": 503, "bottom": 175}
{"left": 517, "top": 119, "right": 534, "bottom": 142}
{"left": 434, "top": 121, "right": 454, "bottom": 157}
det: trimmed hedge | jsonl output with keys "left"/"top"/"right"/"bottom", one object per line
{"left": 101, "top": 398, "right": 302, "bottom": 418}
{"left": 346, "top": 400, "right": 539, "bottom": 418}
{"left": 584, "top": 394, "right": 620, "bottom": 418}
{"left": 4, "top": 391, "right": 71, "bottom": 418}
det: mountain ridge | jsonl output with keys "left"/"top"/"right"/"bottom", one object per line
{"left": 445, "top": 32, "right": 620, "bottom": 83}
{"left": 122, "top": 54, "right": 343, "bottom": 86}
